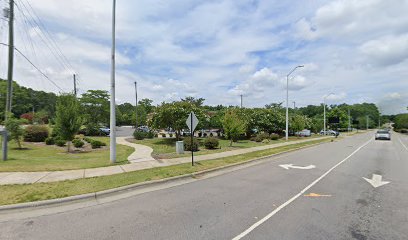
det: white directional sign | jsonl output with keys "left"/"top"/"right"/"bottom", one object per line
{"left": 279, "top": 164, "right": 316, "bottom": 170}
{"left": 363, "top": 174, "right": 390, "bottom": 188}
{"left": 186, "top": 112, "right": 199, "bottom": 132}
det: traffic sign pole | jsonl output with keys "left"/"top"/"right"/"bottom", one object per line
{"left": 191, "top": 113, "right": 194, "bottom": 166}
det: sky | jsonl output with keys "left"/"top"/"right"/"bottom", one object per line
{"left": 0, "top": 0, "right": 407, "bottom": 114}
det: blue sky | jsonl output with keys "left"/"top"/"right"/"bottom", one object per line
{"left": 0, "top": 0, "right": 407, "bottom": 114}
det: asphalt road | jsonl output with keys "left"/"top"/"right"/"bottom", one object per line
{"left": 1, "top": 132, "right": 407, "bottom": 240}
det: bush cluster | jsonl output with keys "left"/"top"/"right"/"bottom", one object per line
{"left": 251, "top": 132, "right": 280, "bottom": 142}
{"left": 270, "top": 133, "right": 280, "bottom": 140}
{"left": 24, "top": 125, "right": 49, "bottom": 142}
{"left": 45, "top": 137, "right": 55, "bottom": 145}
{"left": 72, "top": 139, "right": 84, "bottom": 148}
{"left": 83, "top": 137, "right": 106, "bottom": 149}
{"left": 204, "top": 137, "right": 219, "bottom": 149}
{"left": 134, "top": 130, "right": 155, "bottom": 140}
{"left": 184, "top": 138, "right": 199, "bottom": 152}
{"left": 55, "top": 139, "right": 66, "bottom": 147}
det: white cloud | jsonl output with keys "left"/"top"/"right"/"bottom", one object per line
{"left": 359, "top": 34, "right": 408, "bottom": 67}
{"left": 324, "top": 92, "right": 347, "bottom": 102}
{"left": 378, "top": 92, "right": 408, "bottom": 114}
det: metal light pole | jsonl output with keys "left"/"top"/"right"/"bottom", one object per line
{"left": 366, "top": 115, "right": 369, "bottom": 130}
{"left": 134, "top": 81, "right": 138, "bottom": 129}
{"left": 109, "top": 0, "right": 116, "bottom": 164}
{"left": 323, "top": 93, "right": 334, "bottom": 135}
{"left": 285, "top": 65, "right": 304, "bottom": 141}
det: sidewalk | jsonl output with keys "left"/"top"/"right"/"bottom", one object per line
{"left": 0, "top": 136, "right": 331, "bottom": 185}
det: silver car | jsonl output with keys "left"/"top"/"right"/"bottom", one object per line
{"left": 375, "top": 130, "right": 391, "bottom": 140}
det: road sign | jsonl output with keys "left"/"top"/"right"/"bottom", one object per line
{"left": 186, "top": 112, "right": 199, "bottom": 132}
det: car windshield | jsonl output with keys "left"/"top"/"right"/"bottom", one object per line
{"left": 377, "top": 130, "right": 389, "bottom": 134}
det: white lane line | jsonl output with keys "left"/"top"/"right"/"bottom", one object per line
{"left": 231, "top": 138, "right": 373, "bottom": 240}
{"left": 398, "top": 138, "right": 408, "bottom": 151}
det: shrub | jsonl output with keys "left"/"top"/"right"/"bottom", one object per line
{"left": 262, "top": 139, "right": 270, "bottom": 144}
{"left": 161, "top": 133, "right": 166, "bottom": 138}
{"left": 270, "top": 133, "right": 280, "bottom": 140}
{"left": 45, "top": 137, "right": 55, "bottom": 145}
{"left": 72, "top": 139, "right": 84, "bottom": 148}
{"left": 55, "top": 139, "right": 66, "bottom": 147}
{"left": 83, "top": 137, "right": 93, "bottom": 143}
{"left": 146, "top": 131, "right": 155, "bottom": 139}
{"left": 20, "top": 113, "right": 34, "bottom": 123}
{"left": 169, "top": 133, "right": 173, "bottom": 138}
{"left": 133, "top": 130, "right": 147, "bottom": 140}
{"left": 184, "top": 138, "right": 199, "bottom": 152}
{"left": 24, "top": 125, "right": 49, "bottom": 142}
{"left": 91, "top": 140, "right": 105, "bottom": 149}
{"left": 204, "top": 137, "right": 219, "bottom": 149}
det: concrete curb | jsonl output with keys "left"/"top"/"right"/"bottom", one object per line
{"left": 0, "top": 138, "right": 334, "bottom": 212}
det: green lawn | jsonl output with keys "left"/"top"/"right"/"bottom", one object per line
{"left": 0, "top": 138, "right": 332, "bottom": 205}
{"left": 0, "top": 137, "right": 133, "bottom": 172}
{"left": 129, "top": 135, "right": 323, "bottom": 159}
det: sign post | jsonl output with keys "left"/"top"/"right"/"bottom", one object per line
{"left": 186, "top": 112, "right": 199, "bottom": 166}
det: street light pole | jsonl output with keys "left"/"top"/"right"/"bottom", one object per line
{"left": 285, "top": 65, "right": 304, "bottom": 141}
{"left": 109, "top": 0, "right": 116, "bottom": 164}
{"left": 134, "top": 81, "right": 138, "bottom": 129}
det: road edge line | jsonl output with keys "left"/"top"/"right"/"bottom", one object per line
{"left": 231, "top": 138, "right": 373, "bottom": 240}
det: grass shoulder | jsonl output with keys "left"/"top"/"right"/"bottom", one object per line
{"left": 0, "top": 138, "right": 331, "bottom": 206}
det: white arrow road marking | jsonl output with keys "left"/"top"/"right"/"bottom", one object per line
{"left": 279, "top": 164, "right": 316, "bottom": 170}
{"left": 231, "top": 138, "right": 372, "bottom": 240}
{"left": 363, "top": 174, "right": 390, "bottom": 188}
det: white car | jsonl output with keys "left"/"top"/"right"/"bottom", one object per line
{"left": 375, "top": 130, "right": 391, "bottom": 140}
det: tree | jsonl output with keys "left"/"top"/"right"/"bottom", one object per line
{"left": 138, "top": 98, "right": 154, "bottom": 114}
{"left": 80, "top": 90, "right": 110, "bottom": 126}
{"left": 394, "top": 113, "right": 408, "bottom": 130}
{"left": 55, "top": 94, "right": 83, "bottom": 152}
{"left": 327, "top": 107, "right": 348, "bottom": 129}
{"left": 4, "top": 114, "right": 24, "bottom": 149}
{"left": 291, "top": 114, "right": 309, "bottom": 134}
{"left": 181, "top": 97, "right": 205, "bottom": 107}
{"left": 222, "top": 110, "right": 246, "bottom": 146}
{"left": 150, "top": 101, "right": 206, "bottom": 140}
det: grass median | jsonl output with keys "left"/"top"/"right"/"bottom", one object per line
{"left": 0, "top": 137, "right": 133, "bottom": 172}
{"left": 0, "top": 138, "right": 333, "bottom": 206}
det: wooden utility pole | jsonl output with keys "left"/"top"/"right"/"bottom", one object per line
{"left": 73, "top": 74, "right": 77, "bottom": 97}
{"left": 5, "top": 0, "right": 14, "bottom": 118}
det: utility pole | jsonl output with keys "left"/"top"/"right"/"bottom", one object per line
{"left": 73, "top": 74, "right": 77, "bottom": 97}
{"left": 366, "top": 115, "right": 369, "bottom": 130}
{"left": 240, "top": 94, "right": 243, "bottom": 108}
{"left": 348, "top": 108, "right": 351, "bottom": 132}
{"left": 5, "top": 0, "right": 14, "bottom": 119}
{"left": 109, "top": 0, "right": 116, "bottom": 164}
{"left": 134, "top": 81, "right": 138, "bottom": 129}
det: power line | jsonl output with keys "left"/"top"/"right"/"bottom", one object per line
{"left": 15, "top": 0, "right": 75, "bottom": 76}
{"left": 19, "top": 0, "right": 76, "bottom": 73}
{"left": 0, "top": 42, "right": 63, "bottom": 91}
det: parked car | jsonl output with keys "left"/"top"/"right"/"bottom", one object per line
{"left": 320, "top": 130, "right": 339, "bottom": 136}
{"left": 137, "top": 126, "right": 150, "bottom": 132}
{"left": 295, "top": 129, "right": 311, "bottom": 137}
{"left": 375, "top": 129, "right": 391, "bottom": 140}
{"left": 99, "top": 127, "right": 110, "bottom": 135}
